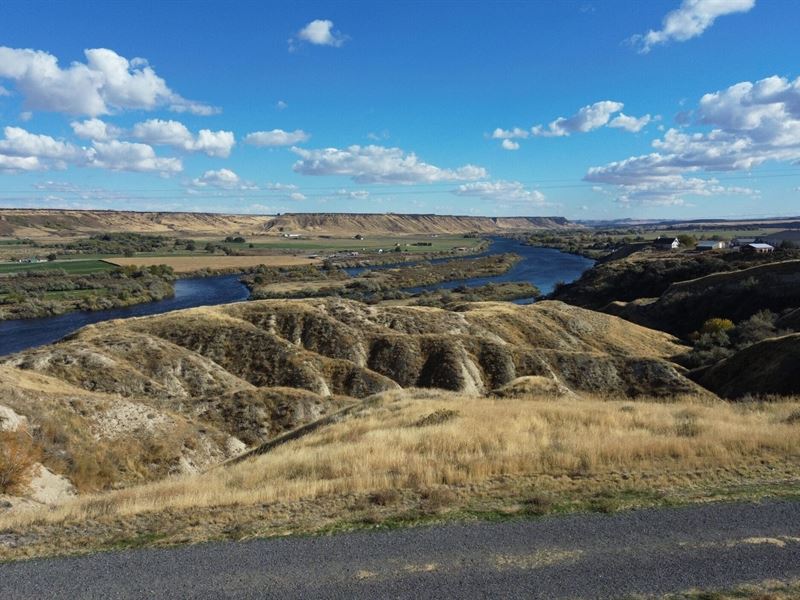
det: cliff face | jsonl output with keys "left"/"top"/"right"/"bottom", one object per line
{"left": 263, "top": 213, "right": 573, "bottom": 235}
{"left": 0, "top": 209, "right": 573, "bottom": 238}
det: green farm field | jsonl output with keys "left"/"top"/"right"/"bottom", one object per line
{"left": 0, "top": 259, "right": 115, "bottom": 275}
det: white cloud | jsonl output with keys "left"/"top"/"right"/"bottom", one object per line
{"left": 453, "top": 180, "right": 546, "bottom": 205}
{"left": 584, "top": 74, "right": 800, "bottom": 204}
{"left": 336, "top": 188, "right": 370, "bottom": 200}
{"left": 132, "top": 119, "right": 234, "bottom": 158}
{"left": 289, "top": 192, "right": 307, "bottom": 201}
{"left": 491, "top": 127, "right": 529, "bottom": 140}
{"left": 532, "top": 101, "right": 624, "bottom": 137}
{"left": 87, "top": 140, "right": 182, "bottom": 174}
{"left": 244, "top": 129, "right": 310, "bottom": 147}
{"left": 0, "top": 154, "right": 41, "bottom": 173}
{"left": 0, "top": 126, "right": 83, "bottom": 164}
{"left": 630, "top": 0, "right": 756, "bottom": 54}
{"left": 0, "top": 85, "right": 10, "bottom": 96}
{"left": 266, "top": 182, "right": 299, "bottom": 191}
{"left": 291, "top": 20, "right": 348, "bottom": 50}
{"left": 0, "top": 125, "right": 179, "bottom": 175}
{"left": 292, "top": 144, "right": 487, "bottom": 184}
{"left": 70, "top": 118, "right": 121, "bottom": 141}
{"left": 608, "top": 113, "right": 652, "bottom": 132}
{"left": 276, "top": 100, "right": 288, "bottom": 110}
{"left": 501, "top": 139, "right": 520, "bottom": 150}
{"left": 0, "top": 46, "right": 216, "bottom": 117}
{"left": 189, "top": 168, "right": 256, "bottom": 190}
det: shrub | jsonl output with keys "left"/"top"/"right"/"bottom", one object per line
{"left": 700, "top": 318, "right": 735, "bottom": 335}
{"left": 0, "top": 431, "right": 41, "bottom": 495}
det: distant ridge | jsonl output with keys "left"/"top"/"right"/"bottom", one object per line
{"left": 263, "top": 213, "right": 573, "bottom": 235}
{"left": 0, "top": 209, "right": 574, "bottom": 237}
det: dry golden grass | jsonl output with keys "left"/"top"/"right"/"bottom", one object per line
{"left": 4, "top": 390, "right": 799, "bottom": 531}
{"left": 105, "top": 255, "right": 321, "bottom": 272}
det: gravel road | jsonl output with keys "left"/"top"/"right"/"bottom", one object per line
{"left": 1, "top": 500, "right": 798, "bottom": 599}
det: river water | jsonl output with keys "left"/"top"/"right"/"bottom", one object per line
{"left": 0, "top": 275, "right": 250, "bottom": 356}
{"left": 0, "top": 239, "right": 593, "bottom": 356}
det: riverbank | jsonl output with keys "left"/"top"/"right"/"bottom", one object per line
{"left": 0, "top": 266, "right": 176, "bottom": 321}
{"left": 248, "top": 253, "right": 522, "bottom": 302}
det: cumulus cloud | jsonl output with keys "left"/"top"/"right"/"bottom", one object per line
{"left": 244, "top": 129, "right": 310, "bottom": 147}
{"left": 0, "top": 154, "right": 41, "bottom": 173}
{"left": 0, "top": 126, "right": 178, "bottom": 175}
{"left": 491, "top": 127, "right": 529, "bottom": 140}
{"left": 0, "top": 126, "right": 83, "bottom": 165}
{"left": 630, "top": 0, "right": 756, "bottom": 54}
{"left": 189, "top": 168, "right": 256, "bottom": 190}
{"left": 496, "top": 101, "right": 651, "bottom": 148}
{"left": 86, "top": 140, "right": 182, "bottom": 174}
{"left": 453, "top": 180, "right": 546, "bottom": 205}
{"left": 584, "top": 74, "right": 800, "bottom": 204}
{"left": 276, "top": 100, "right": 288, "bottom": 110}
{"left": 0, "top": 46, "right": 217, "bottom": 117}
{"left": 608, "top": 113, "right": 652, "bottom": 132}
{"left": 532, "top": 101, "right": 625, "bottom": 137}
{"left": 290, "top": 20, "right": 348, "bottom": 50}
{"left": 291, "top": 144, "right": 487, "bottom": 184}
{"left": 132, "top": 119, "right": 235, "bottom": 158}
{"left": 70, "top": 118, "right": 121, "bottom": 141}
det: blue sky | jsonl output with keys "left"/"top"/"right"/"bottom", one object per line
{"left": 0, "top": 0, "right": 798, "bottom": 220}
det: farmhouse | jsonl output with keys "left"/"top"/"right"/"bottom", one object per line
{"left": 742, "top": 243, "right": 775, "bottom": 254}
{"left": 695, "top": 240, "right": 727, "bottom": 251}
{"left": 652, "top": 236, "right": 680, "bottom": 250}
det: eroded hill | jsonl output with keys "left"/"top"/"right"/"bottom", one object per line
{"left": 4, "top": 298, "right": 700, "bottom": 404}
{"left": 0, "top": 299, "right": 704, "bottom": 502}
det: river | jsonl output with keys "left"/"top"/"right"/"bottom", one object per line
{"left": 0, "top": 275, "right": 250, "bottom": 356}
{"left": 0, "top": 239, "right": 593, "bottom": 356}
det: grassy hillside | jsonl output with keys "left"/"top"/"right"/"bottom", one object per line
{"left": 1, "top": 388, "right": 798, "bottom": 560}
{"left": 612, "top": 260, "right": 800, "bottom": 336}
{"left": 1, "top": 297, "right": 799, "bottom": 559}
{"left": 550, "top": 250, "right": 799, "bottom": 311}
{"left": 699, "top": 333, "right": 800, "bottom": 398}
{"left": 0, "top": 298, "right": 701, "bottom": 507}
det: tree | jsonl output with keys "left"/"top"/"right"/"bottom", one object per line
{"left": 677, "top": 234, "right": 697, "bottom": 247}
{"left": 46, "top": 253, "right": 57, "bottom": 261}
